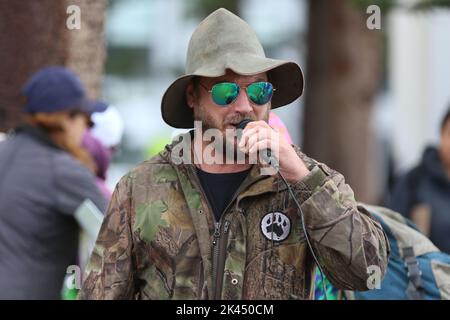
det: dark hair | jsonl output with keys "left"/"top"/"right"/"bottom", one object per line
{"left": 68, "top": 108, "right": 93, "bottom": 127}
{"left": 441, "top": 106, "right": 450, "bottom": 132}
{"left": 26, "top": 112, "right": 96, "bottom": 173}
{"left": 191, "top": 76, "right": 201, "bottom": 96}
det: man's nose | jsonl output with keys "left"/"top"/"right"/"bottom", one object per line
{"left": 231, "top": 89, "right": 253, "bottom": 114}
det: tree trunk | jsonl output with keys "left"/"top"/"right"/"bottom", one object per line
{"left": 0, "top": 0, "right": 107, "bottom": 132}
{"left": 303, "top": 0, "right": 382, "bottom": 203}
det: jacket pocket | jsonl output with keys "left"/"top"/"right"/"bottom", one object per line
{"left": 244, "top": 242, "right": 309, "bottom": 299}
{"left": 139, "top": 231, "right": 202, "bottom": 299}
{"left": 140, "top": 265, "right": 172, "bottom": 299}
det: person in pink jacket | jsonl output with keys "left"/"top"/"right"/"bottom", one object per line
{"left": 268, "top": 112, "right": 293, "bottom": 145}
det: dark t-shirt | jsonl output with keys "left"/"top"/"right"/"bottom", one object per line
{"left": 196, "top": 168, "right": 250, "bottom": 222}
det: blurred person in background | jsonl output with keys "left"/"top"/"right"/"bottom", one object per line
{"left": 71, "top": 105, "right": 125, "bottom": 296}
{"left": 82, "top": 105, "right": 124, "bottom": 202}
{"left": 389, "top": 106, "right": 450, "bottom": 254}
{"left": 268, "top": 112, "right": 293, "bottom": 145}
{"left": 0, "top": 66, "right": 107, "bottom": 299}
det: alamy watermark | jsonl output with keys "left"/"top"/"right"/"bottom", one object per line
{"left": 66, "top": 264, "right": 383, "bottom": 291}
{"left": 66, "top": 265, "right": 82, "bottom": 290}
{"left": 366, "top": 5, "right": 381, "bottom": 30}
{"left": 367, "top": 265, "right": 382, "bottom": 290}
{"left": 66, "top": 5, "right": 81, "bottom": 30}
{"left": 170, "top": 121, "right": 280, "bottom": 175}
{"left": 65, "top": 5, "right": 381, "bottom": 32}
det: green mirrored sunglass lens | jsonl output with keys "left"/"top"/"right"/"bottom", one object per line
{"left": 211, "top": 83, "right": 239, "bottom": 105}
{"left": 247, "top": 82, "right": 273, "bottom": 105}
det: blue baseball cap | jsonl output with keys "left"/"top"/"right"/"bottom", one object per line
{"left": 22, "top": 66, "right": 107, "bottom": 114}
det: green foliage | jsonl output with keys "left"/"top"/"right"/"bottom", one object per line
{"left": 413, "top": 0, "right": 450, "bottom": 10}
{"left": 105, "top": 46, "right": 150, "bottom": 77}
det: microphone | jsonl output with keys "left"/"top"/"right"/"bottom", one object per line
{"left": 236, "top": 119, "right": 252, "bottom": 137}
{"left": 236, "top": 119, "right": 276, "bottom": 168}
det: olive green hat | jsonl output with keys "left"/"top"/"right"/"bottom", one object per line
{"left": 161, "top": 8, "right": 304, "bottom": 128}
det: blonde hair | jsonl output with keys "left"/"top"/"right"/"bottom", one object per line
{"left": 26, "top": 112, "right": 97, "bottom": 174}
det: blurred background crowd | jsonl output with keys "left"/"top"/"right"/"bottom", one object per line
{"left": 1, "top": 0, "right": 450, "bottom": 299}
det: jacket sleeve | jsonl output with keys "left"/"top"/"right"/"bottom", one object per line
{"left": 54, "top": 155, "right": 108, "bottom": 215}
{"left": 290, "top": 153, "right": 389, "bottom": 291}
{"left": 78, "top": 174, "right": 136, "bottom": 299}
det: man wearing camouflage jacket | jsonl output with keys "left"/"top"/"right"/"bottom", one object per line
{"left": 79, "top": 8, "right": 388, "bottom": 300}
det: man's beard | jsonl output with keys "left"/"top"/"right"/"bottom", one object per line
{"left": 193, "top": 104, "right": 269, "bottom": 161}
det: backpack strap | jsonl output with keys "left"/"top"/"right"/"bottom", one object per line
{"left": 403, "top": 246, "right": 424, "bottom": 300}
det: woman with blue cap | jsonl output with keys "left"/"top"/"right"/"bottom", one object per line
{"left": 0, "top": 66, "right": 108, "bottom": 299}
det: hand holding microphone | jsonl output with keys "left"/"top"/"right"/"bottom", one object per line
{"left": 236, "top": 119, "right": 278, "bottom": 170}
{"left": 236, "top": 119, "right": 310, "bottom": 182}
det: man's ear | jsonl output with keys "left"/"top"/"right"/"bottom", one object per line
{"left": 185, "top": 82, "right": 196, "bottom": 110}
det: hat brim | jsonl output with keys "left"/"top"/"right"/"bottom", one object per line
{"left": 161, "top": 58, "right": 304, "bottom": 129}
{"left": 81, "top": 99, "right": 108, "bottom": 115}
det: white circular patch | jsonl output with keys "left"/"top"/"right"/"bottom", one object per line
{"left": 260, "top": 212, "right": 291, "bottom": 242}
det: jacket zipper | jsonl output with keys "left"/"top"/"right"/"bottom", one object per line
{"left": 211, "top": 184, "right": 288, "bottom": 299}
{"left": 211, "top": 175, "right": 261, "bottom": 300}
{"left": 183, "top": 163, "right": 270, "bottom": 300}
{"left": 188, "top": 169, "right": 219, "bottom": 299}
{"left": 211, "top": 221, "right": 221, "bottom": 298}
{"left": 213, "top": 220, "right": 230, "bottom": 299}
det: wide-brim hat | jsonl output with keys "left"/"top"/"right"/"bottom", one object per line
{"left": 161, "top": 8, "right": 304, "bottom": 129}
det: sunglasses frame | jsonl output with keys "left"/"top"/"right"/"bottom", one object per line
{"left": 199, "top": 81, "right": 276, "bottom": 106}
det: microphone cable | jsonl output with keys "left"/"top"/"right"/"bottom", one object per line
{"left": 277, "top": 170, "right": 328, "bottom": 300}
{"left": 237, "top": 119, "right": 328, "bottom": 300}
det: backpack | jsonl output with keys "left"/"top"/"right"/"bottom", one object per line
{"left": 314, "top": 204, "right": 450, "bottom": 300}
{"left": 352, "top": 204, "right": 450, "bottom": 300}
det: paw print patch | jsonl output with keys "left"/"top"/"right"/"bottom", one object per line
{"left": 260, "top": 212, "right": 291, "bottom": 242}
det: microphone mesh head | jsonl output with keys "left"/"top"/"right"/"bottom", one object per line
{"left": 236, "top": 119, "right": 252, "bottom": 130}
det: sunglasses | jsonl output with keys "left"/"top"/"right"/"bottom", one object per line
{"left": 199, "top": 81, "right": 275, "bottom": 106}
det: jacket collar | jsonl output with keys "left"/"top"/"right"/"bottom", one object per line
{"left": 14, "top": 123, "right": 62, "bottom": 151}
{"left": 162, "top": 130, "right": 285, "bottom": 198}
{"left": 421, "top": 146, "right": 450, "bottom": 185}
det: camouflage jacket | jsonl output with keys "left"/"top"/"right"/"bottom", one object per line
{"left": 79, "top": 134, "right": 389, "bottom": 300}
